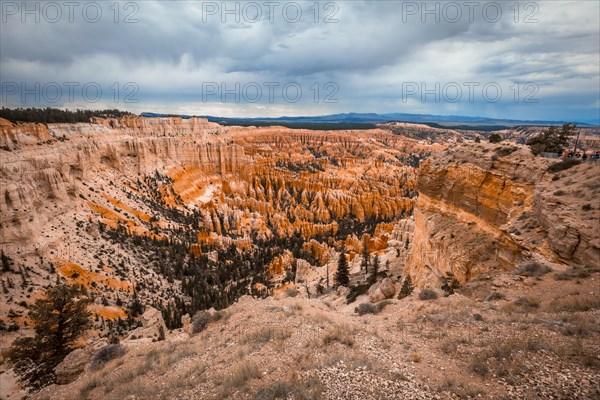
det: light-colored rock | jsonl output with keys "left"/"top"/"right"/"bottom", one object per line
{"left": 368, "top": 278, "right": 397, "bottom": 303}
{"left": 0, "top": 369, "right": 27, "bottom": 400}
{"left": 295, "top": 259, "right": 313, "bottom": 285}
{"left": 125, "top": 306, "right": 166, "bottom": 340}
{"left": 54, "top": 348, "right": 92, "bottom": 385}
{"left": 404, "top": 143, "right": 599, "bottom": 288}
{"left": 181, "top": 314, "right": 191, "bottom": 335}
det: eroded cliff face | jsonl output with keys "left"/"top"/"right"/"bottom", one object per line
{"left": 406, "top": 143, "right": 600, "bottom": 287}
{"left": 1, "top": 116, "right": 430, "bottom": 330}
{"left": 0, "top": 117, "right": 250, "bottom": 245}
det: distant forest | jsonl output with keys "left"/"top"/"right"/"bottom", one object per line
{"left": 0, "top": 107, "right": 131, "bottom": 124}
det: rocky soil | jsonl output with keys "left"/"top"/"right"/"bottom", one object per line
{"left": 21, "top": 263, "right": 600, "bottom": 400}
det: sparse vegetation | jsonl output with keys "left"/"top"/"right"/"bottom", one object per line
{"left": 470, "top": 356, "right": 489, "bottom": 376}
{"left": 224, "top": 360, "right": 261, "bottom": 389}
{"left": 554, "top": 264, "right": 599, "bottom": 280}
{"left": 244, "top": 326, "right": 292, "bottom": 345}
{"left": 527, "top": 123, "right": 577, "bottom": 155}
{"left": 513, "top": 262, "right": 552, "bottom": 277}
{"left": 335, "top": 252, "right": 350, "bottom": 287}
{"left": 441, "top": 272, "right": 460, "bottom": 296}
{"left": 323, "top": 324, "right": 355, "bottom": 347}
{"left": 547, "top": 295, "right": 600, "bottom": 312}
{"left": 489, "top": 133, "right": 502, "bottom": 143}
{"left": 418, "top": 289, "right": 438, "bottom": 301}
{"left": 191, "top": 310, "right": 212, "bottom": 334}
{"left": 485, "top": 291, "right": 506, "bottom": 301}
{"left": 495, "top": 146, "right": 518, "bottom": 157}
{"left": 397, "top": 275, "right": 414, "bottom": 300}
{"left": 346, "top": 283, "right": 370, "bottom": 304}
{"left": 512, "top": 296, "right": 540, "bottom": 312}
{"left": 547, "top": 158, "right": 581, "bottom": 173}
{"left": 7, "top": 284, "right": 91, "bottom": 389}
{"left": 411, "top": 351, "right": 421, "bottom": 363}
{"left": 254, "top": 374, "right": 323, "bottom": 400}
{"left": 355, "top": 303, "right": 379, "bottom": 315}
{"left": 90, "top": 344, "right": 126, "bottom": 371}
{"left": 355, "top": 300, "right": 392, "bottom": 316}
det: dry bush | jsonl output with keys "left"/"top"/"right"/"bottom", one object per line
{"left": 411, "top": 351, "right": 421, "bottom": 363}
{"left": 284, "top": 288, "right": 299, "bottom": 297}
{"left": 419, "top": 289, "right": 438, "bottom": 300}
{"left": 77, "top": 375, "right": 101, "bottom": 400}
{"left": 440, "top": 340, "right": 458, "bottom": 354}
{"left": 438, "top": 377, "right": 485, "bottom": 400}
{"left": 547, "top": 158, "right": 581, "bottom": 173}
{"left": 244, "top": 326, "right": 292, "bottom": 345}
{"left": 254, "top": 373, "right": 323, "bottom": 400}
{"left": 191, "top": 310, "right": 212, "bottom": 334}
{"left": 503, "top": 296, "right": 540, "bottom": 313}
{"left": 513, "top": 262, "right": 552, "bottom": 277}
{"left": 224, "top": 360, "right": 262, "bottom": 389}
{"left": 554, "top": 264, "right": 599, "bottom": 281}
{"left": 485, "top": 291, "right": 506, "bottom": 301}
{"left": 287, "top": 301, "right": 303, "bottom": 313}
{"left": 322, "top": 324, "right": 355, "bottom": 347}
{"left": 547, "top": 295, "right": 600, "bottom": 312}
{"left": 495, "top": 146, "right": 518, "bottom": 157}
{"left": 355, "top": 303, "right": 379, "bottom": 315}
{"left": 90, "top": 344, "right": 126, "bottom": 371}
{"left": 470, "top": 356, "right": 489, "bottom": 377}
{"left": 254, "top": 381, "right": 291, "bottom": 400}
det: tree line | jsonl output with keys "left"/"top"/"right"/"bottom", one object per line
{"left": 0, "top": 107, "right": 131, "bottom": 124}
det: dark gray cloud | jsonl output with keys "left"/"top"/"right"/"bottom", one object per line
{"left": 1, "top": 0, "right": 598, "bottom": 123}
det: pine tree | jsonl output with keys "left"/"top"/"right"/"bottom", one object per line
{"left": 398, "top": 275, "right": 414, "bottom": 300}
{"left": 7, "top": 284, "right": 91, "bottom": 389}
{"left": 335, "top": 253, "right": 350, "bottom": 287}
{"left": 441, "top": 272, "right": 460, "bottom": 296}
{"left": 1, "top": 250, "right": 13, "bottom": 272}
{"left": 361, "top": 236, "right": 370, "bottom": 274}
{"left": 369, "top": 254, "right": 380, "bottom": 285}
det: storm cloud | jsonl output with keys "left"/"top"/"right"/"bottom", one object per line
{"left": 1, "top": 0, "right": 598, "bottom": 122}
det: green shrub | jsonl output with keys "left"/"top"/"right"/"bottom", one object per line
{"left": 346, "top": 283, "right": 370, "bottom": 304}
{"left": 489, "top": 133, "right": 502, "bottom": 143}
{"left": 397, "top": 276, "right": 414, "bottom": 299}
{"left": 441, "top": 272, "right": 460, "bottom": 295}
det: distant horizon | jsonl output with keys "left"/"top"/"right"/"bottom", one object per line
{"left": 145, "top": 110, "right": 600, "bottom": 127}
{"left": 1, "top": 106, "right": 598, "bottom": 127}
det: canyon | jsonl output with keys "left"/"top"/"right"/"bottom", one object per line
{"left": 0, "top": 116, "right": 599, "bottom": 399}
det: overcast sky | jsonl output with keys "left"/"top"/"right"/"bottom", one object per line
{"left": 1, "top": 1, "right": 599, "bottom": 123}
